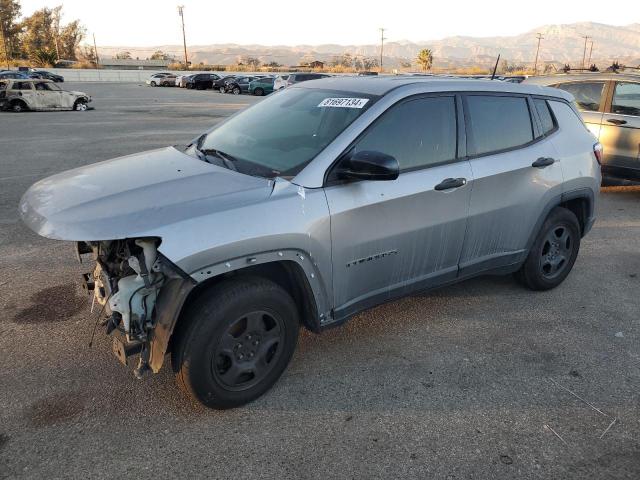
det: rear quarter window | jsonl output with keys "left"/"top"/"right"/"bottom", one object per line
{"left": 553, "top": 82, "right": 605, "bottom": 112}
{"left": 466, "top": 95, "right": 534, "bottom": 156}
{"left": 534, "top": 98, "right": 556, "bottom": 135}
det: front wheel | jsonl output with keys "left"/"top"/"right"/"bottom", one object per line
{"left": 173, "top": 278, "right": 300, "bottom": 409}
{"left": 232, "top": 87, "right": 241, "bottom": 95}
{"left": 74, "top": 99, "right": 88, "bottom": 111}
{"left": 254, "top": 88, "right": 264, "bottom": 96}
{"left": 150, "top": 81, "right": 157, "bottom": 87}
{"left": 515, "top": 207, "right": 581, "bottom": 290}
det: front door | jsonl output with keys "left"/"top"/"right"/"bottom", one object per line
{"left": 325, "top": 95, "right": 472, "bottom": 318}
{"left": 599, "top": 81, "right": 640, "bottom": 180}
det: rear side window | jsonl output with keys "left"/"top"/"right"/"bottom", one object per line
{"left": 12, "top": 82, "right": 32, "bottom": 90}
{"left": 0, "top": 81, "right": 6, "bottom": 90}
{"left": 611, "top": 82, "right": 640, "bottom": 116}
{"left": 466, "top": 95, "right": 533, "bottom": 156}
{"left": 352, "top": 96, "right": 457, "bottom": 170}
{"left": 553, "top": 82, "right": 604, "bottom": 112}
{"left": 534, "top": 98, "right": 556, "bottom": 135}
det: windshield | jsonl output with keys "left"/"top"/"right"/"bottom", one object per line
{"left": 199, "top": 87, "right": 377, "bottom": 178}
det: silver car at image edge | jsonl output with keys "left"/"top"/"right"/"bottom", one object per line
{"left": 19, "top": 77, "right": 601, "bottom": 408}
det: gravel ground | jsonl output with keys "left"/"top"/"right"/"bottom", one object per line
{"left": 0, "top": 83, "right": 639, "bottom": 479}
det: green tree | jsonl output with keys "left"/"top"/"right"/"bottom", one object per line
{"left": 0, "top": 0, "right": 22, "bottom": 64}
{"left": 115, "top": 51, "right": 132, "bottom": 60}
{"left": 58, "top": 19, "right": 85, "bottom": 60}
{"left": 19, "top": 6, "right": 85, "bottom": 64}
{"left": 416, "top": 48, "right": 433, "bottom": 72}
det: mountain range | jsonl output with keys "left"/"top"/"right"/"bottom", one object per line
{"left": 97, "top": 22, "right": 640, "bottom": 69}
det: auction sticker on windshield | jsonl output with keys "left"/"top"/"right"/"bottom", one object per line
{"left": 318, "top": 98, "right": 369, "bottom": 108}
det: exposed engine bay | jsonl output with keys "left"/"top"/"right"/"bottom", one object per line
{"left": 78, "top": 238, "right": 173, "bottom": 377}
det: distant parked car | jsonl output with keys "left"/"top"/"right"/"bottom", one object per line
{"left": 525, "top": 73, "right": 640, "bottom": 183}
{"left": 145, "top": 73, "right": 175, "bottom": 87}
{"left": 185, "top": 73, "right": 221, "bottom": 90}
{"left": 286, "top": 73, "right": 330, "bottom": 87}
{"left": 0, "top": 71, "right": 29, "bottom": 80}
{"left": 175, "top": 74, "right": 194, "bottom": 87}
{"left": 248, "top": 76, "right": 275, "bottom": 96}
{"left": 273, "top": 74, "right": 290, "bottom": 90}
{"left": 357, "top": 71, "right": 378, "bottom": 76}
{"left": 213, "top": 75, "right": 237, "bottom": 93}
{"left": 29, "top": 70, "right": 64, "bottom": 82}
{"left": 224, "top": 76, "right": 260, "bottom": 95}
{"left": 0, "top": 78, "right": 91, "bottom": 112}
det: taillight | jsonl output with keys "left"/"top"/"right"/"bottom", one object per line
{"left": 593, "top": 142, "right": 603, "bottom": 165}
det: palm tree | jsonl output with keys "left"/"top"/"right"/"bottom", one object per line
{"left": 416, "top": 49, "right": 433, "bottom": 72}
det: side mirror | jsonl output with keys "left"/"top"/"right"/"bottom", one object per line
{"left": 337, "top": 150, "right": 399, "bottom": 181}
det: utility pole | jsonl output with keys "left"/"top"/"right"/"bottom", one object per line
{"left": 379, "top": 27, "right": 386, "bottom": 72}
{"left": 587, "top": 40, "right": 594, "bottom": 67}
{"left": 93, "top": 33, "right": 100, "bottom": 68}
{"left": 0, "top": 22, "right": 10, "bottom": 70}
{"left": 177, "top": 5, "right": 188, "bottom": 70}
{"left": 533, "top": 33, "right": 543, "bottom": 75}
{"left": 581, "top": 35, "right": 590, "bottom": 69}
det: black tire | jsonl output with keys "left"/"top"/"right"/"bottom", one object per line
{"left": 515, "top": 207, "right": 581, "bottom": 291}
{"left": 172, "top": 277, "right": 300, "bottom": 409}
{"left": 10, "top": 100, "right": 27, "bottom": 112}
{"left": 254, "top": 87, "right": 264, "bottom": 96}
{"left": 232, "top": 86, "right": 241, "bottom": 95}
{"left": 150, "top": 81, "right": 157, "bottom": 87}
{"left": 73, "top": 99, "right": 88, "bottom": 111}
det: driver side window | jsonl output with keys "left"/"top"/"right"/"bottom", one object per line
{"left": 352, "top": 96, "right": 458, "bottom": 171}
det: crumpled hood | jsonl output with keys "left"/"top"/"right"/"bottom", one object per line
{"left": 20, "top": 146, "right": 273, "bottom": 241}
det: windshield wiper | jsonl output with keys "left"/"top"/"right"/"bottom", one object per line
{"left": 199, "top": 148, "right": 238, "bottom": 171}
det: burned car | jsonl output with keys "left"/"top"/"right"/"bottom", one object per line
{"left": 0, "top": 78, "right": 91, "bottom": 112}
{"left": 20, "top": 77, "right": 600, "bottom": 409}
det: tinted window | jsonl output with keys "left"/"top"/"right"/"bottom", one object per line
{"left": 611, "top": 82, "right": 640, "bottom": 116}
{"left": 534, "top": 98, "right": 555, "bottom": 135}
{"left": 554, "top": 82, "right": 604, "bottom": 112}
{"left": 0, "top": 81, "right": 6, "bottom": 90}
{"left": 352, "top": 96, "right": 457, "bottom": 170}
{"left": 466, "top": 95, "right": 533, "bottom": 155}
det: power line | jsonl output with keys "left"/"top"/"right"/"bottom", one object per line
{"left": 533, "top": 33, "right": 543, "bottom": 75}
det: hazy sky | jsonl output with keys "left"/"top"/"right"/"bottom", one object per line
{"left": 19, "top": 0, "right": 638, "bottom": 47}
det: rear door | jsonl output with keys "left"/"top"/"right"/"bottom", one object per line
{"left": 325, "top": 94, "right": 472, "bottom": 317}
{"left": 599, "top": 81, "right": 640, "bottom": 180}
{"left": 460, "top": 93, "right": 564, "bottom": 275}
{"left": 11, "top": 81, "right": 37, "bottom": 109}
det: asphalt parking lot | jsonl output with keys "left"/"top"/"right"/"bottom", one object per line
{"left": 1, "top": 82, "right": 639, "bottom": 479}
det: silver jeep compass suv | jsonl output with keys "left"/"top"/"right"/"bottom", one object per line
{"left": 20, "top": 77, "right": 601, "bottom": 408}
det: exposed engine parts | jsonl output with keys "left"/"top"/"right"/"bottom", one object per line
{"left": 79, "top": 238, "right": 166, "bottom": 377}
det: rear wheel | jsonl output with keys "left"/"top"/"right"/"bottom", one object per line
{"left": 254, "top": 87, "right": 264, "bottom": 96}
{"left": 232, "top": 86, "right": 241, "bottom": 95}
{"left": 515, "top": 207, "right": 581, "bottom": 290}
{"left": 10, "top": 100, "right": 28, "bottom": 112}
{"left": 173, "top": 278, "right": 299, "bottom": 409}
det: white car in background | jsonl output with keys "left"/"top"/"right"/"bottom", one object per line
{"left": 145, "top": 73, "right": 174, "bottom": 87}
{"left": 273, "top": 74, "right": 290, "bottom": 90}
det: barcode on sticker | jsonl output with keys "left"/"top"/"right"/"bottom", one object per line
{"left": 318, "top": 98, "right": 369, "bottom": 108}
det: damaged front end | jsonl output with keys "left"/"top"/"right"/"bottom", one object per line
{"left": 79, "top": 238, "right": 195, "bottom": 377}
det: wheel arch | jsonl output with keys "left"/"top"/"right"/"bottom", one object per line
{"left": 150, "top": 253, "right": 327, "bottom": 374}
